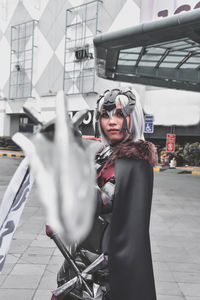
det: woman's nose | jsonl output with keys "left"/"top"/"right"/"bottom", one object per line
{"left": 108, "top": 115, "right": 117, "bottom": 124}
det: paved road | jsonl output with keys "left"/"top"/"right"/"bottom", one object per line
{"left": 0, "top": 157, "right": 200, "bottom": 300}
{"left": 0, "top": 158, "right": 60, "bottom": 300}
{"left": 152, "top": 170, "right": 200, "bottom": 300}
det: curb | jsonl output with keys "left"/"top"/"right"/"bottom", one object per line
{"left": 153, "top": 167, "right": 161, "bottom": 172}
{"left": 153, "top": 167, "right": 200, "bottom": 175}
{"left": 0, "top": 152, "right": 24, "bottom": 158}
{"left": 192, "top": 171, "right": 200, "bottom": 175}
{"left": 153, "top": 166, "right": 169, "bottom": 172}
{"left": 177, "top": 170, "right": 200, "bottom": 175}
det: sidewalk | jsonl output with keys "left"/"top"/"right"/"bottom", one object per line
{"left": 0, "top": 185, "right": 60, "bottom": 300}
{"left": 0, "top": 157, "right": 199, "bottom": 299}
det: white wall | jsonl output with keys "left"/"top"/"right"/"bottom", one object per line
{"left": 144, "top": 89, "right": 200, "bottom": 126}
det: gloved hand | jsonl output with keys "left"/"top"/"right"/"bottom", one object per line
{"left": 12, "top": 91, "right": 96, "bottom": 245}
{"left": 96, "top": 181, "right": 114, "bottom": 215}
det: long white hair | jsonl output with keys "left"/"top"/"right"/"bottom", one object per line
{"left": 96, "top": 87, "right": 145, "bottom": 144}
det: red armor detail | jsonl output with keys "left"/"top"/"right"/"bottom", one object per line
{"left": 97, "top": 160, "right": 115, "bottom": 187}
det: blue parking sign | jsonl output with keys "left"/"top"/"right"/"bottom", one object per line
{"left": 144, "top": 115, "right": 154, "bottom": 133}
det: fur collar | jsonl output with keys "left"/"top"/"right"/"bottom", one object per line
{"left": 112, "top": 140, "right": 158, "bottom": 166}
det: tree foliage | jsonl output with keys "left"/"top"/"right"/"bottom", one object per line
{"left": 183, "top": 142, "right": 200, "bottom": 166}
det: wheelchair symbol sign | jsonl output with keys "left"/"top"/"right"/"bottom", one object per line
{"left": 144, "top": 121, "right": 154, "bottom": 133}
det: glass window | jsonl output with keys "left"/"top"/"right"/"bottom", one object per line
{"left": 9, "top": 20, "right": 37, "bottom": 99}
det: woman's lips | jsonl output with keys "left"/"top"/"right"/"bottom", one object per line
{"left": 108, "top": 129, "right": 119, "bottom": 134}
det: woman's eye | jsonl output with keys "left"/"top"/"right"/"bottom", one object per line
{"left": 101, "top": 112, "right": 109, "bottom": 118}
{"left": 116, "top": 110, "right": 124, "bottom": 117}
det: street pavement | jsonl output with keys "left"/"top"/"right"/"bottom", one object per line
{"left": 151, "top": 169, "right": 200, "bottom": 300}
{"left": 0, "top": 156, "right": 200, "bottom": 300}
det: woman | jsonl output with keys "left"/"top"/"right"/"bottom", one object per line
{"left": 94, "top": 87, "right": 157, "bottom": 300}
{"left": 56, "top": 87, "right": 157, "bottom": 300}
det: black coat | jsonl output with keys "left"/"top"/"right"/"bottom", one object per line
{"left": 109, "top": 157, "right": 157, "bottom": 300}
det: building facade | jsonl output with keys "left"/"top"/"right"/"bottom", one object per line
{"left": 0, "top": 0, "right": 199, "bottom": 141}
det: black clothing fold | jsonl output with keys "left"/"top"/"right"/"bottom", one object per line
{"left": 109, "top": 158, "right": 157, "bottom": 300}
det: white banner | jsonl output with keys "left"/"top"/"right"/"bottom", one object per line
{"left": 0, "top": 158, "right": 34, "bottom": 271}
{"left": 140, "top": 0, "right": 200, "bottom": 22}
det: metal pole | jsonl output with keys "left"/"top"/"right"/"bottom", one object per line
{"left": 46, "top": 225, "right": 94, "bottom": 298}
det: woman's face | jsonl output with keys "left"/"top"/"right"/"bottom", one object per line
{"left": 100, "top": 100, "right": 130, "bottom": 144}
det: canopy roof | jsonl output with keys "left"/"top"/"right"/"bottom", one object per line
{"left": 93, "top": 9, "right": 200, "bottom": 92}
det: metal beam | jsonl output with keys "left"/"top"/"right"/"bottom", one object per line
{"left": 116, "top": 64, "right": 200, "bottom": 83}
{"left": 154, "top": 49, "right": 170, "bottom": 68}
{"left": 113, "top": 74, "right": 200, "bottom": 92}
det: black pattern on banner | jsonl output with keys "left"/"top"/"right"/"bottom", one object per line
{"left": 0, "top": 169, "right": 31, "bottom": 271}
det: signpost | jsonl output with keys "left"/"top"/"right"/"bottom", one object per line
{"left": 166, "top": 133, "right": 176, "bottom": 152}
{"left": 144, "top": 115, "right": 154, "bottom": 133}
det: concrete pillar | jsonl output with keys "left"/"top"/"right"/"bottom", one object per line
{"left": 0, "top": 99, "right": 11, "bottom": 136}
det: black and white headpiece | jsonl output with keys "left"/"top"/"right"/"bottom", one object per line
{"left": 95, "top": 88, "right": 136, "bottom": 137}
